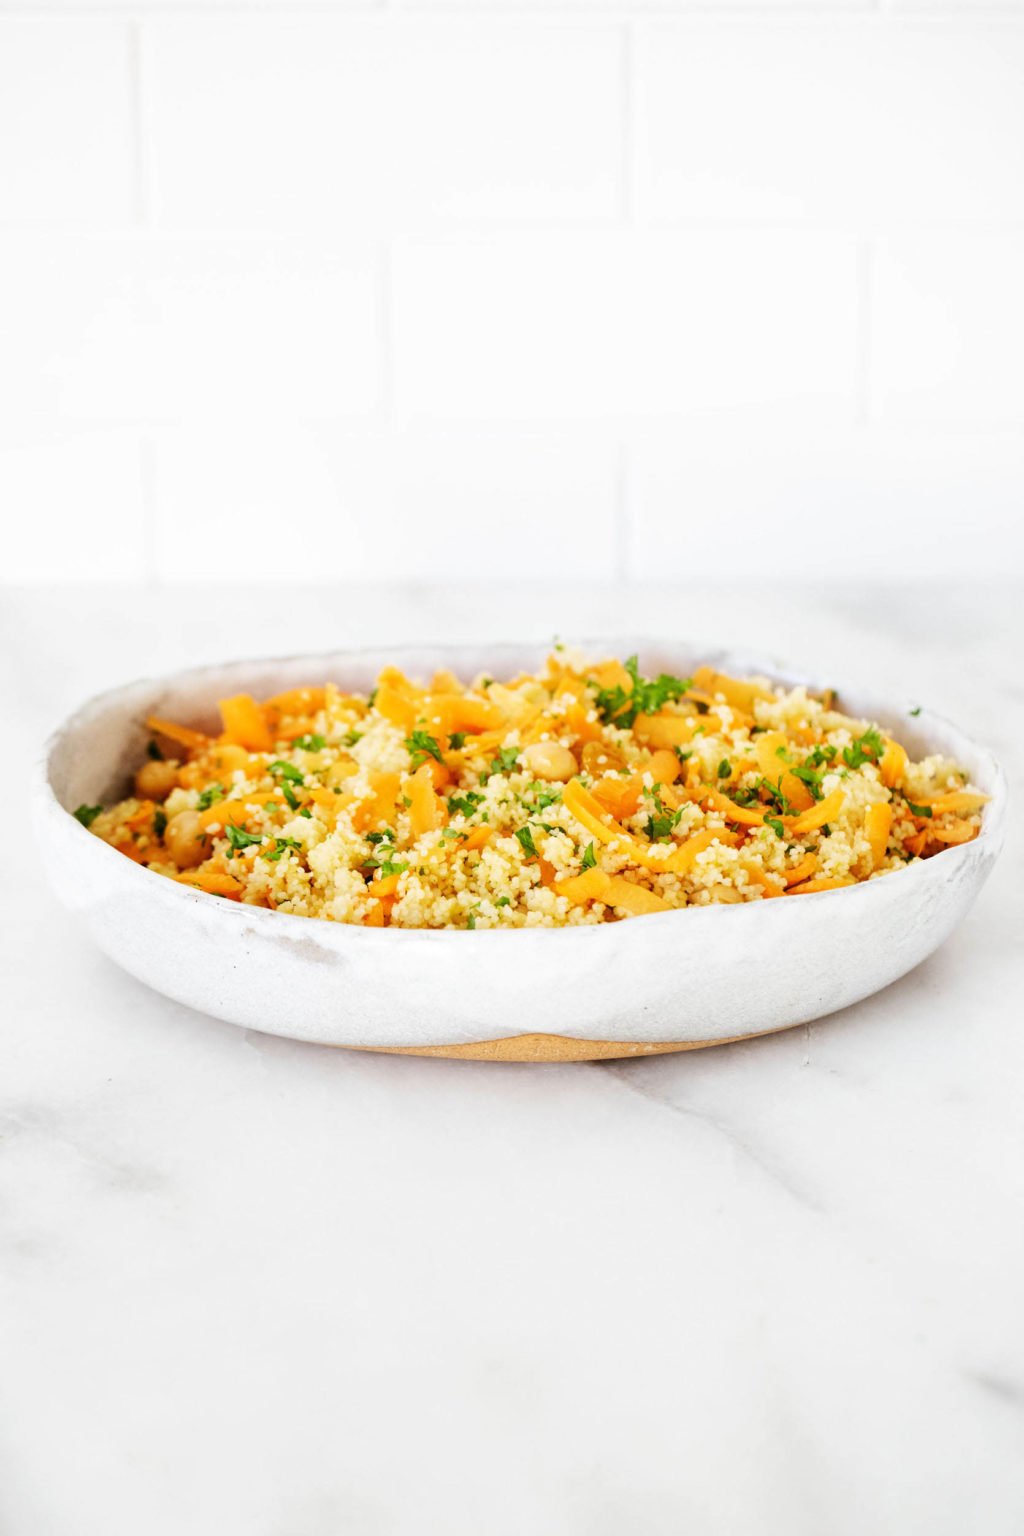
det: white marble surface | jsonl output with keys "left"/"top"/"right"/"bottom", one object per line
{"left": 3, "top": 581, "right": 1023, "bottom": 1536}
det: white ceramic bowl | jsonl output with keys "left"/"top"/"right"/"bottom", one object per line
{"left": 33, "top": 641, "right": 1007, "bottom": 1061}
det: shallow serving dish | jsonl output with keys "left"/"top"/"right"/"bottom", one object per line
{"left": 33, "top": 641, "right": 1007, "bottom": 1062}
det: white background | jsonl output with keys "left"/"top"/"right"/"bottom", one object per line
{"left": 2, "top": 2, "right": 1023, "bottom": 585}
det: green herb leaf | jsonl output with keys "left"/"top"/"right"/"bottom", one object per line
{"left": 153, "top": 809, "right": 167, "bottom": 838}
{"left": 515, "top": 826, "right": 539, "bottom": 859}
{"left": 905, "top": 798, "right": 933, "bottom": 819}
{"left": 909, "top": 706, "right": 922, "bottom": 718}
{"left": 483, "top": 746, "right": 520, "bottom": 782}
{"left": 146, "top": 739, "right": 164, "bottom": 762}
{"left": 264, "top": 836, "right": 302, "bottom": 862}
{"left": 765, "top": 817, "right": 785, "bottom": 838}
{"left": 717, "top": 759, "right": 731, "bottom": 778}
{"left": 842, "top": 727, "right": 884, "bottom": 771}
{"left": 73, "top": 804, "right": 103, "bottom": 828}
{"left": 269, "top": 760, "right": 304, "bottom": 784}
{"left": 197, "top": 783, "right": 225, "bottom": 812}
{"left": 581, "top": 842, "right": 597, "bottom": 869}
{"left": 448, "top": 732, "right": 467, "bottom": 751}
{"left": 405, "top": 729, "right": 445, "bottom": 769}
{"left": 225, "top": 823, "right": 263, "bottom": 857}
{"left": 449, "top": 790, "right": 485, "bottom": 818}
{"left": 592, "top": 655, "right": 691, "bottom": 730}
{"left": 293, "top": 733, "right": 326, "bottom": 752}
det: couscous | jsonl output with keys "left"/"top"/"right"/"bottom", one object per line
{"left": 75, "top": 651, "right": 988, "bottom": 930}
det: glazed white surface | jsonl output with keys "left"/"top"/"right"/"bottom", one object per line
{"left": 5, "top": 581, "right": 1024, "bottom": 1535}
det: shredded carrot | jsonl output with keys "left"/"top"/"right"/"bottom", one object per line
{"left": 789, "top": 789, "right": 846, "bottom": 836}
{"left": 218, "top": 694, "right": 272, "bottom": 753}
{"left": 146, "top": 716, "right": 209, "bottom": 753}
{"left": 864, "top": 802, "right": 893, "bottom": 867}
{"left": 785, "top": 876, "right": 856, "bottom": 895}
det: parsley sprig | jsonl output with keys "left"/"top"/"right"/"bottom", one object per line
{"left": 226, "top": 823, "right": 263, "bottom": 857}
{"left": 592, "top": 655, "right": 691, "bottom": 730}
{"left": 405, "top": 730, "right": 445, "bottom": 769}
{"left": 842, "top": 727, "right": 884, "bottom": 771}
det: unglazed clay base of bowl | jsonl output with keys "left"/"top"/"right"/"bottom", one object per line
{"left": 33, "top": 641, "right": 1007, "bottom": 1061}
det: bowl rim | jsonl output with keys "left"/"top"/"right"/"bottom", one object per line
{"left": 34, "top": 637, "right": 1009, "bottom": 945}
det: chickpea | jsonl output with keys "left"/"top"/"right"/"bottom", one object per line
{"left": 134, "top": 757, "right": 179, "bottom": 801}
{"left": 163, "top": 810, "right": 207, "bottom": 869}
{"left": 521, "top": 740, "right": 577, "bottom": 783}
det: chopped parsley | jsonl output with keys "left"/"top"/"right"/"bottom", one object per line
{"left": 528, "top": 782, "right": 563, "bottom": 810}
{"left": 644, "top": 788, "right": 683, "bottom": 842}
{"left": 789, "top": 763, "right": 825, "bottom": 802}
{"left": 842, "top": 727, "right": 884, "bottom": 771}
{"left": 153, "top": 809, "right": 167, "bottom": 838}
{"left": 299, "top": 807, "right": 312, "bottom": 819}
{"left": 197, "top": 783, "right": 225, "bottom": 811}
{"left": 268, "top": 760, "right": 303, "bottom": 811}
{"left": 482, "top": 746, "right": 520, "bottom": 781}
{"left": 225, "top": 823, "right": 263, "bottom": 857}
{"left": 293, "top": 733, "right": 326, "bottom": 752}
{"left": 515, "top": 826, "right": 539, "bottom": 859}
{"left": 405, "top": 729, "right": 445, "bottom": 769}
{"left": 73, "top": 804, "right": 103, "bottom": 827}
{"left": 264, "top": 836, "right": 302, "bottom": 862}
{"left": 343, "top": 729, "right": 363, "bottom": 747}
{"left": 717, "top": 759, "right": 731, "bottom": 778}
{"left": 448, "top": 732, "right": 467, "bottom": 751}
{"left": 496, "top": 896, "right": 511, "bottom": 907}
{"left": 764, "top": 817, "right": 785, "bottom": 839}
{"left": 909, "top": 706, "right": 922, "bottom": 717}
{"left": 592, "top": 655, "right": 691, "bottom": 730}
{"left": 146, "top": 739, "right": 164, "bottom": 761}
{"left": 449, "top": 790, "right": 484, "bottom": 818}
{"left": 581, "top": 842, "right": 596, "bottom": 869}
{"left": 466, "top": 914, "right": 476, "bottom": 930}
{"left": 269, "top": 760, "right": 304, "bottom": 784}
{"left": 905, "top": 798, "right": 933, "bottom": 819}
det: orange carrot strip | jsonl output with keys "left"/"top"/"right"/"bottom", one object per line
{"left": 407, "top": 762, "right": 445, "bottom": 836}
{"left": 785, "top": 876, "right": 856, "bottom": 895}
{"left": 879, "top": 739, "right": 908, "bottom": 789}
{"left": 602, "top": 876, "right": 670, "bottom": 916}
{"left": 555, "top": 868, "right": 611, "bottom": 904}
{"left": 789, "top": 789, "right": 845, "bottom": 836}
{"left": 146, "top": 716, "right": 209, "bottom": 753}
{"left": 864, "top": 802, "right": 893, "bottom": 867}
{"left": 783, "top": 852, "right": 819, "bottom": 887}
{"left": 218, "top": 694, "right": 272, "bottom": 753}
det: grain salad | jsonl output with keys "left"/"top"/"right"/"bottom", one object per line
{"left": 75, "top": 652, "right": 988, "bottom": 930}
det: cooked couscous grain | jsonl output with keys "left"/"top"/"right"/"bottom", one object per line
{"left": 78, "top": 653, "right": 988, "bottom": 929}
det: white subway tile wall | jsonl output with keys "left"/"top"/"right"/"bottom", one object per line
{"left": 0, "top": 6, "right": 1021, "bottom": 583}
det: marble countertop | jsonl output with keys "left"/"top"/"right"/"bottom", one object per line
{"left": 4, "top": 581, "right": 1023, "bottom": 1536}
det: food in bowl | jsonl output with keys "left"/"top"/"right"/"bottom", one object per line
{"left": 73, "top": 650, "right": 988, "bottom": 931}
